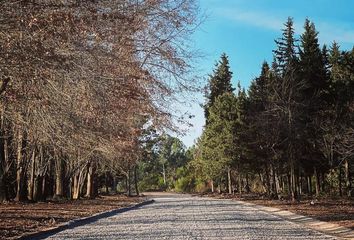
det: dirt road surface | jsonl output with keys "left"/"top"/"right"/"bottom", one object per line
{"left": 45, "top": 193, "right": 338, "bottom": 240}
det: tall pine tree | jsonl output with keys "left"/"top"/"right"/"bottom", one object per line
{"left": 271, "top": 17, "right": 301, "bottom": 201}
{"left": 298, "top": 19, "right": 330, "bottom": 196}
{"left": 299, "top": 19, "right": 328, "bottom": 99}
{"left": 201, "top": 53, "right": 235, "bottom": 193}
{"left": 273, "top": 17, "right": 297, "bottom": 77}
{"left": 200, "top": 92, "right": 238, "bottom": 193}
{"left": 248, "top": 62, "right": 282, "bottom": 198}
{"left": 204, "top": 53, "right": 234, "bottom": 123}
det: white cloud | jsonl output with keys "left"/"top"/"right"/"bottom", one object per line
{"left": 316, "top": 22, "right": 354, "bottom": 45}
{"left": 215, "top": 8, "right": 284, "bottom": 31}
{"left": 216, "top": 7, "right": 354, "bottom": 45}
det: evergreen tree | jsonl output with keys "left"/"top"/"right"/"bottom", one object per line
{"left": 189, "top": 17, "right": 354, "bottom": 198}
{"left": 271, "top": 17, "right": 301, "bottom": 201}
{"left": 248, "top": 62, "right": 270, "bottom": 108}
{"left": 298, "top": 19, "right": 331, "bottom": 193}
{"left": 247, "top": 62, "right": 281, "bottom": 197}
{"left": 204, "top": 53, "right": 234, "bottom": 122}
{"left": 328, "top": 42, "right": 354, "bottom": 102}
{"left": 201, "top": 92, "right": 238, "bottom": 193}
{"left": 273, "top": 17, "right": 298, "bottom": 77}
{"left": 329, "top": 42, "right": 341, "bottom": 83}
{"left": 328, "top": 42, "right": 348, "bottom": 108}
{"left": 233, "top": 84, "right": 249, "bottom": 194}
{"left": 299, "top": 19, "right": 328, "bottom": 99}
{"left": 200, "top": 54, "right": 236, "bottom": 193}
{"left": 328, "top": 44, "right": 354, "bottom": 197}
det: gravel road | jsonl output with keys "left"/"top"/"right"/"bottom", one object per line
{"left": 46, "top": 193, "right": 337, "bottom": 240}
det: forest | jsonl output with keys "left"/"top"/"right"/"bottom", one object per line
{"left": 0, "top": 0, "right": 199, "bottom": 202}
{"left": 143, "top": 18, "right": 354, "bottom": 201}
{"left": 0, "top": 1, "right": 353, "bottom": 204}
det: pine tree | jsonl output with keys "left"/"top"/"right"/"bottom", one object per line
{"left": 248, "top": 62, "right": 270, "bottom": 108}
{"left": 233, "top": 84, "right": 249, "bottom": 194}
{"left": 188, "top": 17, "right": 354, "bottom": 198}
{"left": 298, "top": 19, "right": 328, "bottom": 99}
{"left": 204, "top": 53, "right": 234, "bottom": 122}
{"left": 273, "top": 17, "right": 297, "bottom": 77}
{"left": 328, "top": 44, "right": 354, "bottom": 197}
{"left": 247, "top": 62, "right": 280, "bottom": 197}
{"left": 271, "top": 17, "right": 301, "bottom": 201}
{"left": 200, "top": 92, "right": 238, "bottom": 193}
{"left": 298, "top": 19, "right": 331, "bottom": 195}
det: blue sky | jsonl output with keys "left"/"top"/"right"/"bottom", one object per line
{"left": 179, "top": 0, "right": 354, "bottom": 147}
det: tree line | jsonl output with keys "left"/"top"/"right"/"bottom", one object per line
{"left": 0, "top": 0, "right": 199, "bottom": 202}
{"left": 137, "top": 133, "right": 190, "bottom": 192}
{"left": 187, "top": 17, "right": 353, "bottom": 200}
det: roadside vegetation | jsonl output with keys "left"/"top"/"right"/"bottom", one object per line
{"left": 135, "top": 18, "right": 354, "bottom": 231}
{"left": 142, "top": 18, "right": 354, "bottom": 203}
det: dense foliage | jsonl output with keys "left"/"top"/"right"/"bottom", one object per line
{"left": 190, "top": 18, "right": 353, "bottom": 200}
{"left": 0, "top": 0, "right": 199, "bottom": 202}
{"left": 138, "top": 134, "right": 191, "bottom": 192}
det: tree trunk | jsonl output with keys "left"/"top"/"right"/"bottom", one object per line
{"left": 68, "top": 177, "right": 72, "bottom": 200}
{"left": 339, "top": 165, "right": 342, "bottom": 197}
{"left": 72, "top": 168, "right": 86, "bottom": 200}
{"left": 41, "top": 174, "right": 47, "bottom": 201}
{"left": 210, "top": 179, "right": 214, "bottom": 193}
{"left": 270, "top": 165, "right": 275, "bottom": 196}
{"left": 278, "top": 175, "right": 282, "bottom": 193}
{"left": 307, "top": 176, "right": 312, "bottom": 196}
{"left": 93, "top": 173, "right": 98, "bottom": 197}
{"left": 227, "top": 168, "right": 232, "bottom": 194}
{"left": 127, "top": 170, "right": 131, "bottom": 196}
{"left": 79, "top": 172, "right": 85, "bottom": 197}
{"left": 321, "top": 172, "right": 325, "bottom": 193}
{"left": 72, "top": 173, "right": 79, "bottom": 199}
{"left": 162, "top": 163, "right": 166, "bottom": 186}
{"left": 2, "top": 134, "right": 9, "bottom": 201}
{"left": 289, "top": 161, "right": 295, "bottom": 201}
{"left": 344, "top": 159, "right": 351, "bottom": 197}
{"left": 134, "top": 166, "right": 139, "bottom": 196}
{"left": 238, "top": 173, "right": 242, "bottom": 195}
{"left": 0, "top": 158, "right": 5, "bottom": 202}
{"left": 259, "top": 173, "right": 266, "bottom": 193}
{"left": 274, "top": 169, "right": 280, "bottom": 199}
{"left": 297, "top": 171, "right": 302, "bottom": 200}
{"left": 112, "top": 176, "right": 117, "bottom": 194}
{"left": 0, "top": 143, "right": 6, "bottom": 204}
{"left": 245, "top": 173, "right": 250, "bottom": 193}
{"left": 281, "top": 175, "right": 285, "bottom": 193}
{"left": 0, "top": 166, "right": 5, "bottom": 202}
{"left": 314, "top": 167, "right": 319, "bottom": 197}
{"left": 0, "top": 112, "right": 6, "bottom": 202}
{"left": 85, "top": 162, "right": 94, "bottom": 198}
{"left": 125, "top": 175, "right": 128, "bottom": 194}
{"left": 265, "top": 165, "right": 271, "bottom": 196}
{"left": 28, "top": 149, "right": 36, "bottom": 201}
{"left": 54, "top": 157, "right": 64, "bottom": 198}
{"left": 105, "top": 172, "right": 109, "bottom": 194}
{"left": 15, "top": 127, "right": 25, "bottom": 202}
{"left": 38, "top": 145, "right": 48, "bottom": 201}
{"left": 33, "top": 175, "right": 45, "bottom": 201}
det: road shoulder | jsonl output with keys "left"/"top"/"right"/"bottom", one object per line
{"left": 234, "top": 200, "right": 354, "bottom": 240}
{"left": 18, "top": 199, "right": 154, "bottom": 240}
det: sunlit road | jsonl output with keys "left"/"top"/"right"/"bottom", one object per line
{"left": 46, "top": 193, "right": 336, "bottom": 240}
